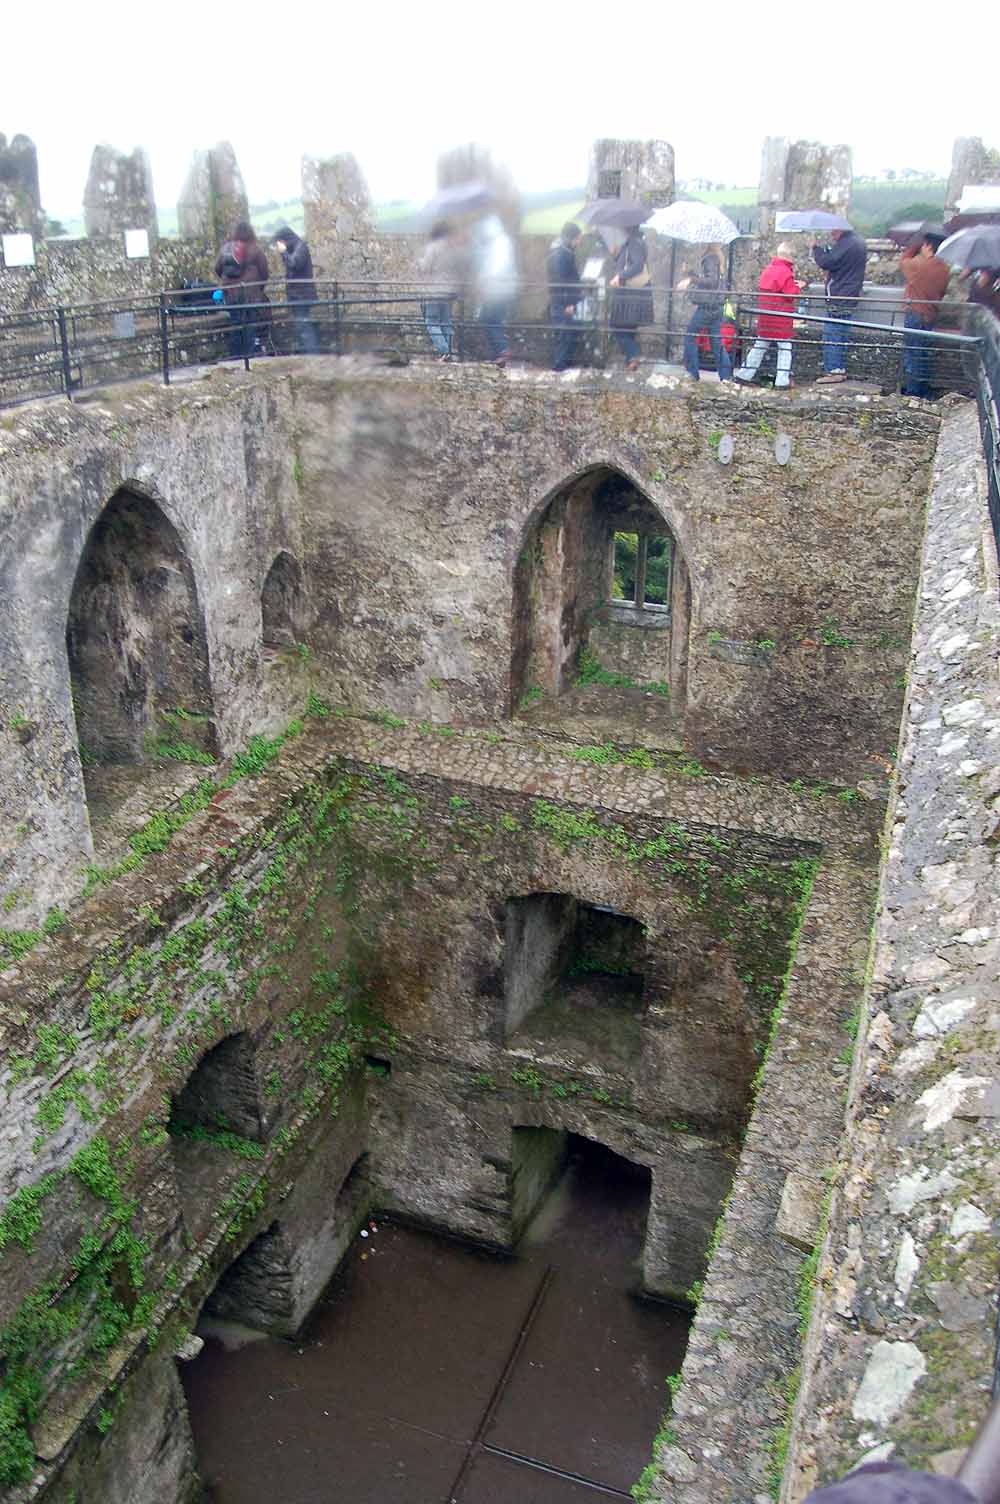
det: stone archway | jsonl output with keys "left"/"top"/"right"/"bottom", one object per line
{"left": 66, "top": 487, "right": 217, "bottom": 773}
{"left": 510, "top": 466, "right": 690, "bottom": 730}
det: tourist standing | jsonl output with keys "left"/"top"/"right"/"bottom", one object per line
{"left": 419, "top": 221, "right": 464, "bottom": 361}
{"left": 547, "top": 222, "right": 584, "bottom": 371}
{"left": 215, "top": 221, "right": 270, "bottom": 359}
{"left": 733, "top": 243, "right": 801, "bottom": 389}
{"left": 811, "top": 227, "right": 867, "bottom": 383}
{"left": 681, "top": 248, "right": 732, "bottom": 382}
{"left": 273, "top": 226, "right": 319, "bottom": 355}
{"left": 608, "top": 226, "right": 653, "bottom": 371}
{"left": 472, "top": 214, "right": 518, "bottom": 366}
{"left": 900, "top": 231, "right": 951, "bottom": 399}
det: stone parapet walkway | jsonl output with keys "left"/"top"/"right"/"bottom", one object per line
{"left": 787, "top": 401, "right": 1000, "bottom": 1493}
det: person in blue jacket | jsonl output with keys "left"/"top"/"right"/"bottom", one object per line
{"left": 812, "top": 228, "right": 867, "bottom": 383}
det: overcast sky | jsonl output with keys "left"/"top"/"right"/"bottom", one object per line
{"left": 6, "top": 2, "right": 995, "bottom": 217}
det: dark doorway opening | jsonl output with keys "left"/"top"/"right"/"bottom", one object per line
{"left": 504, "top": 894, "right": 647, "bottom": 1069}
{"left": 511, "top": 468, "right": 689, "bottom": 748}
{"left": 260, "top": 551, "right": 305, "bottom": 649}
{"left": 168, "top": 1033, "right": 264, "bottom": 1244}
{"left": 66, "top": 486, "right": 218, "bottom": 850}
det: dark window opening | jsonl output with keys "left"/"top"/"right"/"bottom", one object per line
{"left": 365, "top": 1055, "right": 392, "bottom": 1077}
{"left": 504, "top": 893, "right": 646, "bottom": 1040}
{"left": 598, "top": 169, "right": 623, "bottom": 199}
{"left": 168, "top": 1032, "right": 263, "bottom": 1145}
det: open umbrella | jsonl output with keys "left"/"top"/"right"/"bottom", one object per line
{"left": 775, "top": 209, "right": 854, "bottom": 233}
{"left": 578, "top": 198, "right": 653, "bottom": 229}
{"left": 886, "top": 220, "right": 945, "bottom": 248}
{"left": 423, "top": 181, "right": 495, "bottom": 219}
{"left": 938, "top": 224, "right": 1000, "bottom": 271}
{"left": 645, "top": 201, "right": 741, "bottom": 244}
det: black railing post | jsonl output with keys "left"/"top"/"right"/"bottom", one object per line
{"left": 456, "top": 298, "right": 465, "bottom": 363}
{"left": 56, "top": 307, "right": 74, "bottom": 401}
{"left": 158, "top": 293, "right": 171, "bottom": 385}
{"left": 333, "top": 281, "right": 342, "bottom": 355}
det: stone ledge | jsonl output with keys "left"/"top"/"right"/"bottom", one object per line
{"left": 787, "top": 402, "right": 1000, "bottom": 1497}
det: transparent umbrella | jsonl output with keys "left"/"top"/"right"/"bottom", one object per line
{"left": 646, "top": 201, "right": 742, "bottom": 244}
{"left": 775, "top": 209, "right": 854, "bottom": 232}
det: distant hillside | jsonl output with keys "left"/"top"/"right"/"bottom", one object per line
{"left": 48, "top": 178, "right": 948, "bottom": 243}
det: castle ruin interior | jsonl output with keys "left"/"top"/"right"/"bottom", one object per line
{"left": 1, "top": 133, "right": 999, "bottom": 1504}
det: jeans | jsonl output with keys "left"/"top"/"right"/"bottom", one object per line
{"left": 735, "top": 338, "right": 792, "bottom": 388}
{"left": 291, "top": 302, "right": 320, "bottom": 355}
{"left": 684, "top": 305, "right": 732, "bottom": 380}
{"left": 478, "top": 299, "right": 512, "bottom": 359}
{"left": 902, "top": 312, "right": 934, "bottom": 398}
{"left": 423, "top": 298, "right": 454, "bottom": 357}
{"left": 613, "top": 328, "right": 640, "bottom": 362}
{"left": 822, "top": 299, "right": 854, "bottom": 373}
{"left": 552, "top": 309, "right": 580, "bottom": 370}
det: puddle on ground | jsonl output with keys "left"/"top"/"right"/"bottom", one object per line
{"left": 182, "top": 1137, "right": 690, "bottom": 1503}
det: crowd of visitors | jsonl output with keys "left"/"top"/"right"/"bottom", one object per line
{"left": 204, "top": 203, "right": 996, "bottom": 395}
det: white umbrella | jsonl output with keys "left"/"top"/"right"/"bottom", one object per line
{"left": 645, "top": 201, "right": 742, "bottom": 245}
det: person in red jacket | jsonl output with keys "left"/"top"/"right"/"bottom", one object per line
{"left": 734, "top": 243, "right": 801, "bottom": 389}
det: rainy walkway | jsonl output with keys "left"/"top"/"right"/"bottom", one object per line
{"left": 182, "top": 1138, "right": 690, "bottom": 1502}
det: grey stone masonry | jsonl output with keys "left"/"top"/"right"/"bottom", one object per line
{"left": 0, "top": 132, "right": 42, "bottom": 236}
{"left": 787, "top": 401, "right": 1000, "bottom": 1495}
{"left": 83, "top": 145, "right": 158, "bottom": 239}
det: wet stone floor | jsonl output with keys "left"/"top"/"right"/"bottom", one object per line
{"left": 182, "top": 1140, "right": 690, "bottom": 1502}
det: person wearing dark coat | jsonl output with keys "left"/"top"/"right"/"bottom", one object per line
{"left": 273, "top": 225, "right": 319, "bottom": 355}
{"left": 547, "top": 222, "right": 584, "bottom": 371}
{"left": 681, "top": 249, "right": 732, "bottom": 381}
{"left": 215, "top": 220, "right": 270, "bottom": 359}
{"left": 608, "top": 228, "right": 653, "bottom": 370}
{"left": 811, "top": 228, "right": 867, "bottom": 382}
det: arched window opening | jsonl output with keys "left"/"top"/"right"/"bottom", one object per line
{"left": 66, "top": 488, "right": 217, "bottom": 797}
{"left": 511, "top": 468, "right": 690, "bottom": 736}
{"left": 261, "top": 550, "right": 305, "bottom": 649}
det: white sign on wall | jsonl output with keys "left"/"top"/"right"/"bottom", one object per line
{"left": 124, "top": 228, "right": 150, "bottom": 260}
{"left": 1, "top": 232, "right": 35, "bottom": 268}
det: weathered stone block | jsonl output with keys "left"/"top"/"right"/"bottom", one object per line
{"left": 83, "top": 145, "right": 158, "bottom": 239}
{"left": 776, "top": 1171, "right": 824, "bottom": 1251}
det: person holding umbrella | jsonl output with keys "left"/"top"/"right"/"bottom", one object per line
{"left": 937, "top": 223, "right": 1000, "bottom": 321}
{"left": 811, "top": 223, "right": 867, "bottom": 384}
{"left": 607, "top": 224, "right": 653, "bottom": 371}
{"left": 899, "top": 228, "right": 950, "bottom": 399}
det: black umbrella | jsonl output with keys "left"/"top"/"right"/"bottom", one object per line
{"left": 579, "top": 198, "right": 653, "bottom": 229}
{"left": 887, "top": 220, "right": 946, "bottom": 248}
{"left": 938, "top": 224, "right": 1000, "bottom": 271}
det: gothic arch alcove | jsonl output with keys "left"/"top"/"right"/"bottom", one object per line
{"left": 66, "top": 487, "right": 218, "bottom": 827}
{"left": 260, "top": 549, "right": 306, "bottom": 649}
{"left": 510, "top": 466, "right": 690, "bottom": 745}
